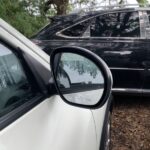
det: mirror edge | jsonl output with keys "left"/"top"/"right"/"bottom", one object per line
{"left": 50, "top": 46, "right": 113, "bottom": 109}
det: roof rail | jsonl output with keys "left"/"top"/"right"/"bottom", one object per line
{"left": 71, "top": 3, "right": 150, "bottom": 14}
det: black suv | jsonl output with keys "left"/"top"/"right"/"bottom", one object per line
{"left": 32, "top": 7, "right": 150, "bottom": 96}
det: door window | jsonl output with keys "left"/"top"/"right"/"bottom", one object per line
{"left": 90, "top": 11, "right": 140, "bottom": 37}
{"left": 0, "top": 43, "right": 39, "bottom": 117}
{"left": 61, "top": 19, "right": 91, "bottom": 37}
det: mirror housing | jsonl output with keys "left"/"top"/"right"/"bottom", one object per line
{"left": 50, "top": 46, "right": 113, "bottom": 109}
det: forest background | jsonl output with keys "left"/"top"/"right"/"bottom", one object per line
{"left": 0, "top": 0, "right": 148, "bottom": 37}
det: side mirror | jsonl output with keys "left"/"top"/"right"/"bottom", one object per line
{"left": 50, "top": 47, "right": 113, "bottom": 109}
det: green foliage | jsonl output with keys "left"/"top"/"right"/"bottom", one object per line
{"left": 0, "top": 0, "right": 97, "bottom": 37}
{"left": 0, "top": 0, "right": 48, "bottom": 37}
{"left": 0, "top": 0, "right": 149, "bottom": 37}
{"left": 136, "top": 0, "right": 149, "bottom": 6}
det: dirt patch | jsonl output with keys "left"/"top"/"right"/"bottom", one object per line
{"left": 110, "top": 96, "right": 150, "bottom": 150}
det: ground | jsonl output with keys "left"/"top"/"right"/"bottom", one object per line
{"left": 111, "top": 96, "right": 150, "bottom": 150}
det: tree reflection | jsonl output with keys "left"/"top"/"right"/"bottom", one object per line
{"left": 91, "top": 11, "right": 140, "bottom": 37}
{"left": 62, "top": 60, "right": 98, "bottom": 79}
{"left": 62, "top": 19, "right": 91, "bottom": 37}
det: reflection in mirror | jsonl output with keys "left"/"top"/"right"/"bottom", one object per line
{"left": 56, "top": 52, "right": 104, "bottom": 106}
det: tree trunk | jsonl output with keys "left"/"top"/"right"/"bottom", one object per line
{"left": 44, "top": 0, "right": 69, "bottom": 15}
{"left": 56, "top": 1, "right": 68, "bottom": 15}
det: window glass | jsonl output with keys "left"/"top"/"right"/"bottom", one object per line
{"left": 33, "top": 24, "right": 52, "bottom": 40}
{"left": 0, "top": 43, "right": 39, "bottom": 117}
{"left": 62, "top": 20, "right": 91, "bottom": 37}
{"left": 91, "top": 11, "right": 140, "bottom": 37}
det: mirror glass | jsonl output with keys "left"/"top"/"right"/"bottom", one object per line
{"left": 55, "top": 52, "right": 105, "bottom": 106}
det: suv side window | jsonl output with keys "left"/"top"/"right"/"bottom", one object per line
{"left": 61, "top": 19, "right": 91, "bottom": 37}
{"left": 0, "top": 43, "right": 39, "bottom": 117}
{"left": 91, "top": 11, "right": 140, "bottom": 37}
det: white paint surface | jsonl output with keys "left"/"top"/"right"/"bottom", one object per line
{"left": 0, "top": 96, "right": 99, "bottom": 150}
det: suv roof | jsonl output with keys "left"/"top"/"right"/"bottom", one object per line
{"left": 38, "top": 6, "right": 150, "bottom": 28}
{"left": 75, "top": 3, "right": 150, "bottom": 13}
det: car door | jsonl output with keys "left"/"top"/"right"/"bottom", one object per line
{"left": 140, "top": 10, "right": 150, "bottom": 96}
{"left": 56, "top": 10, "right": 146, "bottom": 94}
{"left": 86, "top": 10, "right": 147, "bottom": 93}
{"left": 0, "top": 41, "right": 98, "bottom": 150}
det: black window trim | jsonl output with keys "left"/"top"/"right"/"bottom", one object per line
{"left": 0, "top": 40, "right": 50, "bottom": 130}
{"left": 57, "top": 10, "right": 143, "bottom": 39}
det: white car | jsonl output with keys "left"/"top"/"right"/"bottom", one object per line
{"left": 0, "top": 19, "right": 113, "bottom": 150}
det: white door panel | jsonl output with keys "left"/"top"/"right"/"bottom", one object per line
{"left": 0, "top": 96, "right": 98, "bottom": 150}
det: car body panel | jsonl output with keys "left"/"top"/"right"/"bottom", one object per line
{"left": 0, "top": 19, "right": 110, "bottom": 150}
{"left": 0, "top": 96, "right": 98, "bottom": 150}
{"left": 41, "top": 38, "right": 147, "bottom": 90}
